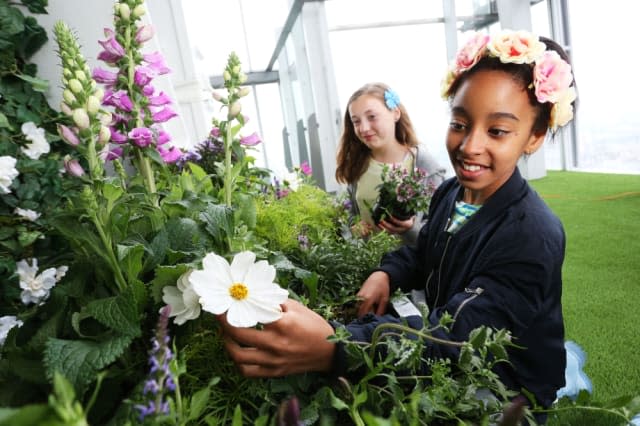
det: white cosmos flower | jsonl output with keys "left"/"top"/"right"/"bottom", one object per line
{"left": 0, "top": 316, "right": 23, "bottom": 347}
{"left": 0, "top": 156, "right": 19, "bottom": 194}
{"left": 162, "top": 270, "right": 201, "bottom": 325}
{"left": 190, "top": 251, "right": 289, "bottom": 328}
{"left": 21, "top": 122, "right": 50, "bottom": 160}
{"left": 14, "top": 207, "right": 40, "bottom": 222}
{"left": 16, "top": 258, "right": 66, "bottom": 305}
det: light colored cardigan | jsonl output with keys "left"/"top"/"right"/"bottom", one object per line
{"left": 346, "top": 144, "right": 446, "bottom": 245}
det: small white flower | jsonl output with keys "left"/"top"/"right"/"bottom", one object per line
{"left": 161, "top": 270, "right": 201, "bottom": 325}
{"left": 0, "top": 155, "right": 19, "bottom": 194}
{"left": 21, "top": 122, "right": 50, "bottom": 160}
{"left": 0, "top": 316, "right": 23, "bottom": 347}
{"left": 282, "top": 171, "right": 301, "bottom": 191}
{"left": 16, "top": 258, "right": 60, "bottom": 305}
{"left": 55, "top": 265, "right": 69, "bottom": 282}
{"left": 190, "top": 251, "right": 289, "bottom": 328}
{"left": 14, "top": 207, "right": 40, "bottom": 222}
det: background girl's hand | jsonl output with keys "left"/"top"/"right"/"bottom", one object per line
{"left": 378, "top": 215, "right": 415, "bottom": 235}
{"left": 351, "top": 220, "right": 373, "bottom": 237}
{"left": 356, "top": 270, "right": 391, "bottom": 317}
{"left": 220, "top": 299, "right": 336, "bottom": 378}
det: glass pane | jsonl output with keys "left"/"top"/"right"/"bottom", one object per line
{"left": 326, "top": 0, "right": 442, "bottom": 28}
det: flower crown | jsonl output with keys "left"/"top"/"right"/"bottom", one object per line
{"left": 384, "top": 89, "right": 400, "bottom": 110}
{"left": 441, "top": 30, "right": 576, "bottom": 131}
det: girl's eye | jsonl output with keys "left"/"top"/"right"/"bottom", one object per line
{"left": 488, "top": 128, "right": 509, "bottom": 136}
{"left": 367, "top": 115, "right": 376, "bottom": 121}
{"left": 449, "top": 121, "right": 466, "bottom": 131}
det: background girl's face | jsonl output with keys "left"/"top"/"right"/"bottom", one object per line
{"left": 348, "top": 94, "right": 399, "bottom": 151}
{"left": 446, "top": 70, "right": 545, "bottom": 204}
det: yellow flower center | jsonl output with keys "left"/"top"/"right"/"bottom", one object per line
{"left": 229, "top": 283, "right": 249, "bottom": 300}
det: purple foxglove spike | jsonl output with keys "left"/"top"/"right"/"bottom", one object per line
{"left": 135, "top": 25, "right": 155, "bottom": 44}
{"left": 100, "top": 145, "right": 123, "bottom": 161}
{"left": 158, "top": 146, "right": 182, "bottom": 163}
{"left": 97, "top": 50, "right": 120, "bottom": 65}
{"left": 109, "top": 127, "right": 128, "bottom": 144}
{"left": 134, "top": 66, "right": 156, "bottom": 87}
{"left": 57, "top": 124, "right": 81, "bottom": 146}
{"left": 152, "top": 107, "right": 177, "bottom": 123}
{"left": 92, "top": 68, "right": 118, "bottom": 85}
{"left": 148, "top": 91, "right": 172, "bottom": 106}
{"left": 129, "top": 127, "right": 154, "bottom": 147}
{"left": 240, "top": 132, "right": 262, "bottom": 146}
{"left": 156, "top": 130, "right": 171, "bottom": 145}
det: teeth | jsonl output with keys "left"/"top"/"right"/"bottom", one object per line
{"left": 462, "top": 163, "right": 481, "bottom": 172}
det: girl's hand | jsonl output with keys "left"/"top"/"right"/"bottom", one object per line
{"left": 351, "top": 220, "right": 373, "bottom": 238}
{"left": 378, "top": 215, "right": 415, "bottom": 235}
{"left": 220, "top": 299, "right": 336, "bottom": 378}
{"left": 356, "top": 270, "right": 391, "bottom": 317}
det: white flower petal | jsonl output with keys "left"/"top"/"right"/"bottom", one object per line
{"left": 226, "top": 301, "right": 259, "bottom": 328}
{"left": 249, "top": 284, "right": 289, "bottom": 307}
{"left": 230, "top": 251, "right": 256, "bottom": 282}
{"left": 246, "top": 298, "right": 284, "bottom": 324}
{"left": 201, "top": 252, "right": 234, "bottom": 283}
{"left": 243, "top": 260, "right": 276, "bottom": 288}
{"left": 162, "top": 286, "right": 186, "bottom": 313}
{"left": 190, "top": 270, "right": 232, "bottom": 314}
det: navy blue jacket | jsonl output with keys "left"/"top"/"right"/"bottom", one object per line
{"left": 338, "top": 168, "right": 566, "bottom": 409}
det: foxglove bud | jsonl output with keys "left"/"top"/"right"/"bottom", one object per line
{"left": 238, "top": 87, "right": 251, "bottom": 97}
{"left": 223, "top": 70, "right": 231, "bottom": 82}
{"left": 60, "top": 102, "right": 73, "bottom": 116}
{"left": 69, "top": 78, "right": 83, "bottom": 94}
{"left": 132, "top": 4, "right": 146, "bottom": 18}
{"left": 72, "top": 108, "right": 90, "bottom": 130}
{"left": 211, "top": 91, "right": 227, "bottom": 103}
{"left": 74, "top": 70, "right": 86, "bottom": 81}
{"left": 98, "top": 125, "right": 111, "bottom": 144}
{"left": 99, "top": 111, "right": 112, "bottom": 126}
{"left": 63, "top": 69, "right": 73, "bottom": 78}
{"left": 86, "top": 96, "right": 101, "bottom": 116}
{"left": 64, "top": 155, "right": 85, "bottom": 177}
{"left": 238, "top": 73, "right": 248, "bottom": 84}
{"left": 119, "top": 3, "right": 131, "bottom": 20}
{"left": 228, "top": 101, "right": 241, "bottom": 119}
{"left": 232, "top": 65, "right": 241, "bottom": 75}
{"left": 63, "top": 89, "right": 77, "bottom": 105}
{"left": 93, "top": 88, "right": 105, "bottom": 102}
{"left": 57, "top": 124, "right": 81, "bottom": 146}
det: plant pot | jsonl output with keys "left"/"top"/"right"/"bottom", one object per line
{"left": 371, "top": 200, "right": 415, "bottom": 225}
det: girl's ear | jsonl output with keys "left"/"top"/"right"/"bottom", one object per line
{"left": 524, "top": 131, "right": 546, "bottom": 155}
{"left": 393, "top": 108, "right": 401, "bottom": 122}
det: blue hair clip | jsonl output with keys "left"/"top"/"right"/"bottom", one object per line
{"left": 384, "top": 89, "right": 400, "bottom": 110}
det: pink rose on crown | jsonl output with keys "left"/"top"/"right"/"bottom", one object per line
{"left": 487, "top": 30, "right": 545, "bottom": 64}
{"left": 455, "top": 33, "right": 490, "bottom": 73}
{"left": 534, "top": 50, "right": 574, "bottom": 103}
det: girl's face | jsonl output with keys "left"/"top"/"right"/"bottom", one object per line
{"left": 349, "top": 94, "right": 400, "bottom": 152}
{"left": 447, "top": 70, "right": 545, "bottom": 205}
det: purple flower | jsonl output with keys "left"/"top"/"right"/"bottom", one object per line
{"left": 148, "top": 91, "right": 172, "bottom": 106}
{"left": 134, "top": 66, "right": 155, "bottom": 87}
{"left": 98, "top": 28, "right": 125, "bottom": 60}
{"left": 92, "top": 68, "right": 119, "bottom": 85}
{"left": 240, "top": 132, "right": 261, "bottom": 146}
{"left": 158, "top": 146, "right": 182, "bottom": 163}
{"left": 156, "top": 130, "right": 171, "bottom": 145}
{"left": 299, "top": 161, "right": 312, "bottom": 176}
{"left": 128, "top": 127, "right": 154, "bottom": 147}
{"left": 210, "top": 127, "right": 221, "bottom": 138}
{"left": 100, "top": 145, "right": 123, "bottom": 161}
{"left": 109, "top": 128, "right": 128, "bottom": 144}
{"left": 63, "top": 155, "right": 85, "bottom": 177}
{"left": 103, "top": 89, "right": 133, "bottom": 111}
{"left": 152, "top": 107, "right": 177, "bottom": 123}
{"left": 142, "top": 84, "right": 155, "bottom": 96}
{"left": 143, "top": 52, "right": 171, "bottom": 75}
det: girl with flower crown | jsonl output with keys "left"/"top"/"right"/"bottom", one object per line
{"left": 219, "top": 30, "right": 577, "bottom": 423}
{"left": 335, "top": 82, "right": 445, "bottom": 243}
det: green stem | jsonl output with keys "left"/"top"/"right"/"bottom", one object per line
{"left": 224, "top": 122, "right": 233, "bottom": 207}
{"left": 369, "top": 323, "right": 464, "bottom": 359}
{"left": 90, "top": 212, "right": 127, "bottom": 292}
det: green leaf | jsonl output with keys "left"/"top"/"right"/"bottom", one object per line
{"left": 0, "top": 5, "right": 25, "bottom": 37}
{"left": 15, "top": 73, "right": 48, "bottom": 93}
{"left": 20, "top": 0, "right": 48, "bottom": 14}
{"left": 468, "top": 326, "right": 488, "bottom": 349}
{"left": 0, "top": 404, "right": 51, "bottom": 426}
{"left": 199, "top": 203, "right": 234, "bottom": 247}
{"left": 231, "top": 404, "right": 243, "bottom": 426}
{"left": 0, "top": 112, "right": 11, "bottom": 129}
{"left": 85, "top": 290, "right": 141, "bottom": 337}
{"left": 117, "top": 243, "right": 144, "bottom": 283}
{"left": 187, "top": 386, "right": 211, "bottom": 421}
{"left": 44, "top": 334, "right": 134, "bottom": 395}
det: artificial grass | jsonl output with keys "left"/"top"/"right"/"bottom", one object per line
{"left": 528, "top": 171, "right": 640, "bottom": 424}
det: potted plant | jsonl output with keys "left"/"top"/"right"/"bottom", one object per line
{"left": 371, "top": 164, "right": 436, "bottom": 224}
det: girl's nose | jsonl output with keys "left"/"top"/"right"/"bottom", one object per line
{"left": 460, "top": 128, "right": 485, "bottom": 155}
